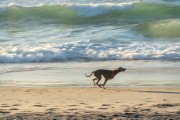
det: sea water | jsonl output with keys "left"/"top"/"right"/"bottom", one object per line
{"left": 0, "top": 0, "right": 180, "bottom": 87}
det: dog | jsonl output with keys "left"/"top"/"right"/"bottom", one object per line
{"left": 85, "top": 67, "right": 126, "bottom": 89}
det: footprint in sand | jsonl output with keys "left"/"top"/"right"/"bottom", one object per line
{"left": 69, "top": 105, "right": 78, "bottom": 107}
{"left": 9, "top": 108, "right": 19, "bottom": 111}
{"left": 116, "top": 90, "right": 121, "bottom": 92}
{"left": 12, "top": 104, "right": 21, "bottom": 106}
{"left": 114, "top": 102, "right": 120, "bottom": 103}
{"left": 33, "top": 104, "right": 45, "bottom": 107}
{"left": 85, "top": 106, "right": 94, "bottom": 108}
{"left": 137, "top": 104, "right": 144, "bottom": 106}
{"left": 98, "top": 107, "right": 108, "bottom": 110}
{"left": 79, "top": 102, "right": 85, "bottom": 105}
{"left": 46, "top": 108, "right": 59, "bottom": 112}
{"left": 25, "top": 90, "right": 32, "bottom": 92}
{"left": 99, "top": 104, "right": 112, "bottom": 109}
{"left": 67, "top": 108, "right": 78, "bottom": 111}
{"left": 101, "top": 104, "right": 111, "bottom": 106}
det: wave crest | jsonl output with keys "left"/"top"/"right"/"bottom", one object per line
{"left": 135, "top": 19, "right": 180, "bottom": 38}
{"left": 0, "top": 2, "right": 179, "bottom": 21}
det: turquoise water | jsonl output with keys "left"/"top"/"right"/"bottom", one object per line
{"left": 0, "top": 0, "right": 180, "bottom": 87}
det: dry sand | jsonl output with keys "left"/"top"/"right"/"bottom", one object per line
{"left": 0, "top": 87, "right": 180, "bottom": 120}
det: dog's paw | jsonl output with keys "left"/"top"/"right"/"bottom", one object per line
{"left": 98, "top": 84, "right": 102, "bottom": 88}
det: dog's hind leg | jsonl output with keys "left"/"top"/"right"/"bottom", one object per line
{"left": 96, "top": 76, "right": 102, "bottom": 87}
{"left": 94, "top": 73, "right": 102, "bottom": 87}
{"left": 93, "top": 78, "right": 98, "bottom": 86}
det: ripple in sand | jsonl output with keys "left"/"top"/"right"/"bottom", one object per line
{"left": 1, "top": 105, "right": 11, "bottom": 107}
{"left": 0, "top": 110, "right": 10, "bottom": 114}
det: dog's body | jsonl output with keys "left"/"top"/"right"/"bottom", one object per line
{"left": 85, "top": 67, "right": 126, "bottom": 89}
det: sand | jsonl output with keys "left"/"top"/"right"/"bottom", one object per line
{"left": 0, "top": 87, "right": 179, "bottom": 120}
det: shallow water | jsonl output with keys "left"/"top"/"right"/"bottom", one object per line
{"left": 0, "top": 61, "right": 179, "bottom": 87}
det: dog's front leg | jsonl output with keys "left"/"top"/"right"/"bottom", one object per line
{"left": 96, "top": 79, "right": 101, "bottom": 87}
{"left": 100, "top": 79, "right": 109, "bottom": 89}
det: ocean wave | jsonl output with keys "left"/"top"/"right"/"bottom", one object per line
{"left": 135, "top": 19, "right": 180, "bottom": 38}
{"left": 0, "top": 40, "right": 179, "bottom": 63}
{"left": 0, "top": 2, "right": 180, "bottom": 23}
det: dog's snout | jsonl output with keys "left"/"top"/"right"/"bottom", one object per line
{"left": 118, "top": 67, "right": 126, "bottom": 71}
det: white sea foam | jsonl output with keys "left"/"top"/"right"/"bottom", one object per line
{"left": 0, "top": 40, "right": 179, "bottom": 63}
{"left": 67, "top": 2, "right": 137, "bottom": 17}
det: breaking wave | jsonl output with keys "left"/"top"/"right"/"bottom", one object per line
{"left": 0, "top": 40, "right": 179, "bottom": 63}
{"left": 0, "top": 2, "right": 180, "bottom": 22}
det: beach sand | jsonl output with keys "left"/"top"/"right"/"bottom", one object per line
{"left": 0, "top": 87, "right": 179, "bottom": 120}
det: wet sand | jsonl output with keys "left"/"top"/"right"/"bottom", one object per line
{"left": 0, "top": 87, "right": 179, "bottom": 120}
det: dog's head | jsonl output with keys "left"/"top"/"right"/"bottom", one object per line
{"left": 117, "top": 67, "right": 126, "bottom": 72}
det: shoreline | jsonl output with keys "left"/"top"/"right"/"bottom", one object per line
{"left": 0, "top": 87, "right": 179, "bottom": 119}
{"left": 0, "top": 85, "right": 180, "bottom": 88}
{"left": 0, "top": 60, "right": 179, "bottom": 88}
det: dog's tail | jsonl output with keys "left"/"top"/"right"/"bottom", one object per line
{"left": 85, "top": 71, "right": 94, "bottom": 77}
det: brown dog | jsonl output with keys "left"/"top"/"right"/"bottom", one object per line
{"left": 85, "top": 67, "right": 126, "bottom": 89}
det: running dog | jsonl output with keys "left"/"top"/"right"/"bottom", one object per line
{"left": 85, "top": 67, "right": 126, "bottom": 89}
